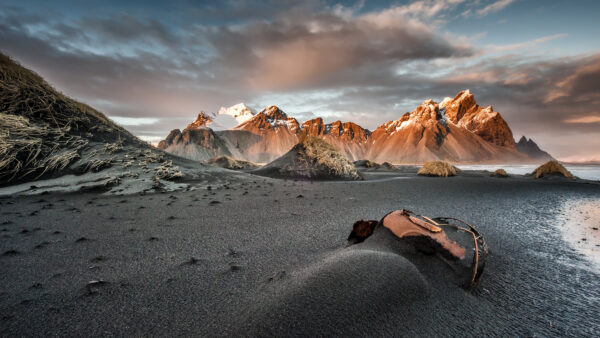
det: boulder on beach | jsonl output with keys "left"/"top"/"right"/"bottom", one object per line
{"left": 353, "top": 160, "right": 398, "bottom": 171}
{"left": 531, "top": 161, "right": 574, "bottom": 179}
{"left": 252, "top": 136, "right": 361, "bottom": 180}
{"left": 381, "top": 162, "right": 398, "bottom": 171}
{"left": 491, "top": 169, "right": 509, "bottom": 177}
{"left": 353, "top": 160, "right": 380, "bottom": 168}
{"left": 206, "top": 155, "right": 259, "bottom": 170}
{"left": 417, "top": 161, "right": 458, "bottom": 177}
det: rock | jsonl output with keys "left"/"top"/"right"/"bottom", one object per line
{"left": 353, "top": 160, "right": 381, "bottom": 168}
{"left": 353, "top": 160, "right": 398, "bottom": 171}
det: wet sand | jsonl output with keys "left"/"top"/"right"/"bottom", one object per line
{"left": 1, "top": 172, "right": 599, "bottom": 336}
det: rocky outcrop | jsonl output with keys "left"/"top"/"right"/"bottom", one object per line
{"left": 353, "top": 160, "right": 398, "bottom": 171}
{"left": 515, "top": 136, "right": 553, "bottom": 161}
{"left": 252, "top": 136, "right": 361, "bottom": 180}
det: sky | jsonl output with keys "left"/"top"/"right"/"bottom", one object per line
{"left": 1, "top": 0, "right": 599, "bottom": 161}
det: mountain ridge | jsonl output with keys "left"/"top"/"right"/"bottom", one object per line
{"left": 158, "top": 91, "right": 553, "bottom": 164}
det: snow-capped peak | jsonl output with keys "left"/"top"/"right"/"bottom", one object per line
{"left": 217, "top": 103, "right": 255, "bottom": 124}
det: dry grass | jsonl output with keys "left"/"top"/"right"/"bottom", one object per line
{"left": 0, "top": 53, "right": 142, "bottom": 182}
{"left": 491, "top": 168, "right": 509, "bottom": 177}
{"left": 531, "top": 161, "right": 574, "bottom": 179}
{"left": 144, "top": 150, "right": 164, "bottom": 163}
{"left": 0, "top": 113, "right": 86, "bottom": 181}
{"left": 417, "top": 161, "right": 457, "bottom": 177}
{"left": 0, "top": 53, "right": 125, "bottom": 135}
{"left": 153, "top": 165, "right": 183, "bottom": 181}
{"left": 85, "top": 159, "right": 113, "bottom": 173}
{"left": 104, "top": 142, "right": 123, "bottom": 154}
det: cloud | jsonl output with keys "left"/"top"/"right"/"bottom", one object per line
{"left": 487, "top": 34, "right": 567, "bottom": 52}
{"left": 564, "top": 115, "right": 600, "bottom": 124}
{"left": 202, "top": 4, "right": 472, "bottom": 91}
{"left": 108, "top": 116, "right": 161, "bottom": 126}
{"left": 476, "top": 0, "right": 517, "bottom": 16}
{"left": 0, "top": 1, "right": 598, "bottom": 160}
{"left": 545, "top": 55, "right": 600, "bottom": 104}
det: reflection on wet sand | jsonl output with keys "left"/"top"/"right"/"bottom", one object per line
{"left": 558, "top": 198, "right": 600, "bottom": 271}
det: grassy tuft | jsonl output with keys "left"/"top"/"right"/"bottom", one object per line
{"left": 417, "top": 161, "right": 457, "bottom": 177}
{"left": 531, "top": 161, "right": 574, "bottom": 179}
{"left": 491, "top": 168, "right": 509, "bottom": 177}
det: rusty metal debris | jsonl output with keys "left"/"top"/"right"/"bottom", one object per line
{"left": 348, "top": 209, "right": 488, "bottom": 289}
{"left": 405, "top": 210, "right": 488, "bottom": 289}
{"left": 430, "top": 216, "right": 488, "bottom": 289}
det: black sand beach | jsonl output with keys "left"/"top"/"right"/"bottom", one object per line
{"left": 1, "top": 172, "right": 599, "bottom": 336}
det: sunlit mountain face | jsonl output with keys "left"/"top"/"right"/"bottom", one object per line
{"left": 1, "top": 0, "right": 598, "bottom": 161}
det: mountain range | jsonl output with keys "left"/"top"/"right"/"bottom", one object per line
{"left": 158, "top": 90, "right": 553, "bottom": 164}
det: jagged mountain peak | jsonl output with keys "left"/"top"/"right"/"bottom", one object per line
{"left": 438, "top": 90, "right": 514, "bottom": 147}
{"left": 259, "top": 105, "right": 288, "bottom": 120}
{"left": 187, "top": 111, "right": 213, "bottom": 129}
{"left": 515, "top": 135, "right": 554, "bottom": 160}
{"left": 440, "top": 89, "right": 478, "bottom": 124}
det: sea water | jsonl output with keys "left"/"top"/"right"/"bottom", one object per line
{"left": 455, "top": 164, "right": 600, "bottom": 181}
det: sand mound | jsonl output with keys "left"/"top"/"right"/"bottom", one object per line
{"left": 207, "top": 155, "right": 259, "bottom": 170}
{"left": 417, "top": 161, "right": 458, "bottom": 177}
{"left": 491, "top": 169, "right": 509, "bottom": 177}
{"left": 531, "top": 161, "right": 574, "bottom": 179}
{"left": 252, "top": 136, "right": 361, "bottom": 180}
{"left": 0, "top": 53, "right": 138, "bottom": 182}
{"left": 0, "top": 53, "right": 197, "bottom": 194}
